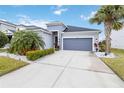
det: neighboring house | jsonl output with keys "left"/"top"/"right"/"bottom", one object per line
{"left": 111, "top": 28, "right": 124, "bottom": 49}
{"left": 0, "top": 20, "right": 53, "bottom": 49}
{"left": 0, "top": 20, "right": 16, "bottom": 40}
{"left": 0, "top": 20, "right": 101, "bottom": 51}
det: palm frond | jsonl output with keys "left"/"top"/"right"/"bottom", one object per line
{"left": 112, "top": 21, "right": 123, "bottom": 31}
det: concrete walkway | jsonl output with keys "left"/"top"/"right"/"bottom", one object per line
{"left": 0, "top": 50, "right": 124, "bottom": 88}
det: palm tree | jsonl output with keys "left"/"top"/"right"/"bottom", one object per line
{"left": 90, "top": 5, "right": 124, "bottom": 55}
{"left": 9, "top": 30, "right": 45, "bottom": 55}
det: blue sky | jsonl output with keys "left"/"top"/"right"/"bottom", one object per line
{"left": 0, "top": 5, "right": 104, "bottom": 39}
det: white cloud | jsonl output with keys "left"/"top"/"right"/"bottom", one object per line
{"left": 16, "top": 14, "right": 50, "bottom": 28}
{"left": 80, "top": 11, "right": 97, "bottom": 20}
{"left": 0, "top": 18, "right": 7, "bottom": 21}
{"left": 56, "top": 5, "right": 63, "bottom": 8}
{"left": 53, "top": 5, "right": 68, "bottom": 16}
{"left": 17, "top": 14, "right": 29, "bottom": 18}
{"left": 90, "top": 11, "right": 97, "bottom": 18}
{"left": 80, "top": 15, "right": 88, "bottom": 20}
{"left": 53, "top": 8, "right": 68, "bottom": 15}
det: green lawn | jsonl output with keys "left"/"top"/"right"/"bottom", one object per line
{"left": 0, "top": 56, "right": 29, "bottom": 76}
{"left": 101, "top": 48, "right": 124, "bottom": 80}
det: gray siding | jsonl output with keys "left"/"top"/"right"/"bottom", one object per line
{"left": 37, "top": 31, "right": 53, "bottom": 49}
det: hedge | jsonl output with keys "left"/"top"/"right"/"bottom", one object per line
{"left": 26, "top": 48, "right": 55, "bottom": 61}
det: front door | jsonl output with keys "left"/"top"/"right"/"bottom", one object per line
{"left": 55, "top": 36, "right": 58, "bottom": 48}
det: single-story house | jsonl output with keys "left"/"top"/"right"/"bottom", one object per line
{"left": 0, "top": 20, "right": 101, "bottom": 51}
{"left": 46, "top": 22, "right": 100, "bottom": 51}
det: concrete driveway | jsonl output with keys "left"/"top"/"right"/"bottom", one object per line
{"left": 0, "top": 50, "right": 124, "bottom": 88}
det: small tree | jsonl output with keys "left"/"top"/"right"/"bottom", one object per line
{"left": 9, "top": 30, "right": 45, "bottom": 55}
{"left": 99, "top": 40, "right": 106, "bottom": 52}
{"left": 0, "top": 31, "right": 9, "bottom": 48}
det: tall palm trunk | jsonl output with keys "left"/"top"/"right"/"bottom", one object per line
{"left": 104, "top": 22, "right": 112, "bottom": 55}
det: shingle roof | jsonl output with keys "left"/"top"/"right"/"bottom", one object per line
{"left": 64, "top": 25, "right": 100, "bottom": 32}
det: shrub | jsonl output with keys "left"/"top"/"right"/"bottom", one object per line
{"left": 99, "top": 40, "right": 106, "bottom": 52}
{"left": 0, "top": 31, "right": 9, "bottom": 48}
{"left": 9, "top": 30, "right": 45, "bottom": 55}
{"left": 26, "top": 48, "right": 55, "bottom": 61}
{"left": 55, "top": 48, "right": 59, "bottom": 51}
